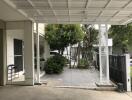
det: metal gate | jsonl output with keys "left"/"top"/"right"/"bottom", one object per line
{"left": 109, "top": 54, "right": 131, "bottom": 91}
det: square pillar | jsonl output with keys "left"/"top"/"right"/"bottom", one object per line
{"left": 98, "top": 24, "right": 110, "bottom": 84}
{"left": 24, "top": 21, "right": 34, "bottom": 85}
{"left": 0, "top": 29, "right": 6, "bottom": 86}
{"left": 98, "top": 25, "right": 103, "bottom": 83}
{"left": 36, "top": 23, "right": 40, "bottom": 83}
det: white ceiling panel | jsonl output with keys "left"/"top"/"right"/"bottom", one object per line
{"left": 89, "top": 0, "right": 108, "bottom": 8}
{"left": 2, "top": 0, "right": 132, "bottom": 24}
{"left": 107, "top": 0, "right": 130, "bottom": 8}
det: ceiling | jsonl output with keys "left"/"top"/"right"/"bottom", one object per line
{"left": 0, "top": 1, "right": 27, "bottom": 21}
{"left": 3, "top": 0, "right": 132, "bottom": 25}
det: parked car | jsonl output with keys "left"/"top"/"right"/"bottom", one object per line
{"left": 50, "top": 51, "right": 59, "bottom": 57}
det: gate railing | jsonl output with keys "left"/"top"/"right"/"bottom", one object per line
{"left": 96, "top": 53, "right": 131, "bottom": 91}
{"left": 109, "top": 54, "right": 131, "bottom": 92}
{"left": 109, "top": 55, "right": 126, "bottom": 86}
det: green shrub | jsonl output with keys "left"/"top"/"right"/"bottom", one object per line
{"left": 77, "top": 59, "right": 89, "bottom": 69}
{"left": 44, "top": 55, "right": 66, "bottom": 74}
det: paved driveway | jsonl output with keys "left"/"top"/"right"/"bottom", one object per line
{"left": 41, "top": 67, "right": 99, "bottom": 87}
{"left": 0, "top": 85, "right": 132, "bottom": 100}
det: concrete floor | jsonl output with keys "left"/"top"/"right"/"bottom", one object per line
{"left": 0, "top": 85, "right": 132, "bottom": 100}
{"left": 41, "top": 67, "right": 99, "bottom": 87}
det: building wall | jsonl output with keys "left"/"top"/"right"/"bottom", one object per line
{"left": 6, "top": 21, "right": 34, "bottom": 85}
{"left": 6, "top": 30, "right": 24, "bottom": 70}
{"left": 0, "top": 21, "right": 49, "bottom": 85}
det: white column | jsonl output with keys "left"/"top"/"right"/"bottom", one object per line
{"left": 106, "top": 25, "right": 110, "bottom": 83}
{"left": 24, "top": 21, "right": 34, "bottom": 85}
{"left": 36, "top": 23, "right": 40, "bottom": 83}
{"left": 99, "top": 24, "right": 103, "bottom": 83}
{"left": 98, "top": 24, "right": 110, "bottom": 83}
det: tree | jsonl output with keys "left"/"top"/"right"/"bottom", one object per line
{"left": 81, "top": 24, "right": 99, "bottom": 66}
{"left": 109, "top": 23, "right": 132, "bottom": 54}
{"left": 45, "top": 24, "right": 84, "bottom": 54}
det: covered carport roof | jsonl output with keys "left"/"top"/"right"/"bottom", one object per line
{"left": 3, "top": 0, "right": 132, "bottom": 25}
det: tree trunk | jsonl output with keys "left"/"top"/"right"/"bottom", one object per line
{"left": 58, "top": 50, "right": 61, "bottom": 55}
{"left": 70, "top": 45, "right": 72, "bottom": 68}
{"left": 61, "top": 50, "right": 64, "bottom": 55}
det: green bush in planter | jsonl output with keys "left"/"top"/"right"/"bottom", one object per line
{"left": 44, "top": 55, "right": 66, "bottom": 74}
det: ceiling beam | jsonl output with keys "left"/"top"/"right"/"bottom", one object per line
{"left": 17, "top": 6, "right": 132, "bottom": 12}
{"left": 29, "top": 13, "right": 131, "bottom": 17}
{"left": 35, "top": 20, "right": 120, "bottom": 25}
{"left": 108, "top": 0, "right": 132, "bottom": 22}
{"left": 97, "top": 0, "right": 112, "bottom": 17}
{"left": 3, "top": 0, "right": 34, "bottom": 21}
{"left": 68, "top": 0, "right": 71, "bottom": 23}
{"left": 94, "top": 0, "right": 112, "bottom": 23}
{"left": 47, "top": 0, "right": 58, "bottom": 22}
{"left": 32, "top": 15, "right": 127, "bottom": 19}
{"left": 119, "top": 14, "right": 132, "bottom": 24}
{"left": 11, "top": 0, "right": 129, "bottom": 3}
{"left": 27, "top": 0, "right": 43, "bottom": 16}
{"left": 82, "top": 0, "right": 92, "bottom": 23}
{"left": 85, "top": 0, "right": 91, "bottom": 8}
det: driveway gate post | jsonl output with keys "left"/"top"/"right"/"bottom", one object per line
{"left": 125, "top": 54, "right": 131, "bottom": 91}
{"left": 98, "top": 24, "right": 110, "bottom": 84}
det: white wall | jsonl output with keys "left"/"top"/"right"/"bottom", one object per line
{"left": 6, "top": 21, "right": 34, "bottom": 85}
{"left": 6, "top": 30, "right": 24, "bottom": 67}
{"left": 34, "top": 23, "right": 45, "bottom": 35}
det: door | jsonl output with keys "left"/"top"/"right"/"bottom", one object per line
{"left": 14, "top": 39, "right": 23, "bottom": 72}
